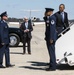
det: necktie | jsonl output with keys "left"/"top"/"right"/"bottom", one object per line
{"left": 25, "top": 22, "right": 28, "bottom": 29}
{"left": 61, "top": 12, "right": 64, "bottom": 22}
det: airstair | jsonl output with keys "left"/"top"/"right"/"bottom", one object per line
{"left": 56, "top": 22, "right": 74, "bottom": 66}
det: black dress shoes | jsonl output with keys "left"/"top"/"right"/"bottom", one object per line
{"left": 0, "top": 65, "right": 6, "bottom": 68}
{"left": 28, "top": 53, "right": 31, "bottom": 55}
{"left": 28, "top": 52, "right": 31, "bottom": 55}
{"left": 46, "top": 63, "right": 50, "bottom": 65}
{"left": 22, "top": 53, "right": 25, "bottom": 55}
{"left": 46, "top": 68, "right": 56, "bottom": 71}
{"left": 6, "top": 64, "right": 15, "bottom": 67}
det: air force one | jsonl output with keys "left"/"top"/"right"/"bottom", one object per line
{"left": 56, "top": 22, "right": 74, "bottom": 66}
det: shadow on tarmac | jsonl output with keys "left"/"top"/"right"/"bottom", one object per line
{"left": 10, "top": 52, "right": 23, "bottom": 55}
{"left": 9, "top": 46, "right": 23, "bottom": 48}
{"left": 19, "top": 61, "right": 74, "bottom": 71}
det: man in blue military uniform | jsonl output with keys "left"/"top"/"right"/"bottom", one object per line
{"left": 44, "top": 8, "right": 57, "bottom": 71}
{"left": 0, "top": 11, "right": 15, "bottom": 68}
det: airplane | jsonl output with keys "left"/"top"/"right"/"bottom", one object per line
{"left": 56, "top": 22, "right": 74, "bottom": 66}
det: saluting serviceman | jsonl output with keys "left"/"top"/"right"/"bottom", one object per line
{"left": 20, "top": 17, "right": 33, "bottom": 54}
{"left": 0, "top": 11, "right": 15, "bottom": 68}
{"left": 44, "top": 8, "right": 57, "bottom": 71}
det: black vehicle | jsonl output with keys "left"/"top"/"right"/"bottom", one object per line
{"left": 9, "top": 27, "right": 23, "bottom": 47}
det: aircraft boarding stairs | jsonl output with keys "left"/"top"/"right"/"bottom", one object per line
{"left": 56, "top": 22, "right": 74, "bottom": 66}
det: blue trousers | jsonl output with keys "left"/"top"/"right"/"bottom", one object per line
{"left": 46, "top": 41, "right": 56, "bottom": 69}
{"left": 0, "top": 44, "right": 10, "bottom": 66}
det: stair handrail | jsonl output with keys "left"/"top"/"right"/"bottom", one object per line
{"left": 58, "top": 22, "right": 74, "bottom": 36}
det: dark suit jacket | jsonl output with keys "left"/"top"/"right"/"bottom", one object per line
{"left": 0, "top": 20, "right": 10, "bottom": 45}
{"left": 55, "top": 11, "right": 69, "bottom": 28}
{"left": 20, "top": 20, "right": 33, "bottom": 39}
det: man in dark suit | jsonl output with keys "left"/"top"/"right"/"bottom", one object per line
{"left": 20, "top": 17, "right": 33, "bottom": 54}
{"left": 0, "top": 11, "right": 15, "bottom": 68}
{"left": 44, "top": 8, "right": 57, "bottom": 71}
{"left": 55, "top": 4, "right": 69, "bottom": 34}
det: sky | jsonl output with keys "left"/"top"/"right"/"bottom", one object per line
{"left": 0, "top": 0, "right": 74, "bottom": 20}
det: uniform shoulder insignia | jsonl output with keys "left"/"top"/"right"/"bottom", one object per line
{"left": 1, "top": 21, "right": 3, "bottom": 23}
{"left": 51, "top": 20, "right": 55, "bottom": 25}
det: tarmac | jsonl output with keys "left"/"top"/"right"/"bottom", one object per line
{"left": 0, "top": 24, "right": 74, "bottom": 75}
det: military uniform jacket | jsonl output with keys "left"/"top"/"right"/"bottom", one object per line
{"left": 20, "top": 20, "right": 33, "bottom": 39}
{"left": 0, "top": 20, "right": 10, "bottom": 44}
{"left": 45, "top": 15, "right": 57, "bottom": 42}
